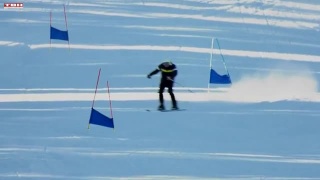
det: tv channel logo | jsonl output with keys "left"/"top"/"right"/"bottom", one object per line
{"left": 4, "top": 3, "right": 24, "bottom": 9}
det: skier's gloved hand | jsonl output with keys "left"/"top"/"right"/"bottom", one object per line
{"left": 147, "top": 75, "right": 151, "bottom": 79}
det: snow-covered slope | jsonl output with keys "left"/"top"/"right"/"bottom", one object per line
{"left": 1, "top": 0, "right": 320, "bottom": 179}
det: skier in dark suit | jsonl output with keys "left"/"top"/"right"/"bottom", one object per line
{"left": 147, "top": 61, "right": 178, "bottom": 111}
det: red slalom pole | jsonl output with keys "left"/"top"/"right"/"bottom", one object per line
{"left": 63, "top": 4, "right": 70, "bottom": 50}
{"left": 88, "top": 68, "right": 101, "bottom": 129}
{"left": 91, "top": 68, "right": 101, "bottom": 108}
{"left": 107, "top": 81, "right": 113, "bottom": 119}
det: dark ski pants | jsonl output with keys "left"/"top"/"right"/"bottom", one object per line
{"left": 158, "top": 80, "right": 177, "bottom": 107}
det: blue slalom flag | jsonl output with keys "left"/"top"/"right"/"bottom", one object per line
{"left": 209, "top": 69, "right": 232, "bottom": 84}
{"left": 50, "top": 26, "right": 69, "bottom": 41}
{"left": 89, "top": 108, "right": 114, "bottom": 128}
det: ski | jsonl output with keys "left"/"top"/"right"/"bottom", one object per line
{"left": 146, "top": 109, "right": 186, "bottom": 112}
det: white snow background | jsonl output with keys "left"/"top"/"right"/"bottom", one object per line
{"left": 1, "top": 0, "right": 320, "bottom": 179}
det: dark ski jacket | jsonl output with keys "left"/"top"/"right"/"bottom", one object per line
{"left": 148, "top": 61, "right": 177, "bottom": 82}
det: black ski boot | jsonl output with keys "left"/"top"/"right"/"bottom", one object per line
{"left": 158, "top": 104, "right": 165, "bottom": 111}
{"left": 171, "top": 106, "right": 179, "bottom": 110}
{"left": 171, "top": 102, "right": 179, "bottom": 110}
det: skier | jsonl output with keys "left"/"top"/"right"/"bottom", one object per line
{"left": 147, "top": 61, "right": 178, "bottom": 111}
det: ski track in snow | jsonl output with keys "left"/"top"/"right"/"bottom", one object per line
{"left": 1, "top": 107, "right": 320, "bottom": 117}
{"left": 0, "top": 91, "right": 320, "bottom": 103}
{"left": 1, "top": 70, "right": 319, "bottom": 103}
{"left": 1, "top": 40, "right": 320, "bottom": 63}
{"left": 1, "top": 146, "right": 320, "bottom": 164}
{"left": 26, "top": 43, "right": 320, "bottom": 63}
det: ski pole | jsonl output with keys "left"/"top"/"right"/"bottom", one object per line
{"left": 167, "top": 77, "right": 194, "bottom": 93}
